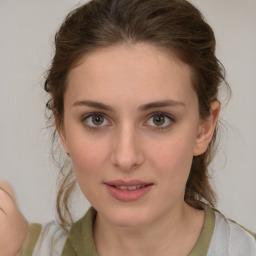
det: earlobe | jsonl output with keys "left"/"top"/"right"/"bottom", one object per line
{"left": 193, "top": 101, "right": 220, "bottom": 156}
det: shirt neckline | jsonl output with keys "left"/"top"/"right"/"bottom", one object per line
{"left": 189, "top": 204, "right": 215, "bottom": 256}
{"left": 65, "top": 203, "right": 215, "bottom": 256}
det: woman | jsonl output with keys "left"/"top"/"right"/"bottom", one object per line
{"left": 0, "top": 0, "right": 255, "bottom": 255}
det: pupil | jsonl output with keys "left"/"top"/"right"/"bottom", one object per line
{"left": 93, "top": 115, "right": 103, "bottom": 125}
{"left": 154, "top": 114, "right": 165, "bottom": 126}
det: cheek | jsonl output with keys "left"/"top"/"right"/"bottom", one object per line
{"left": 68, "top": 137, "right": 108, "bottom": 180}
{"left": 147, "top": 133, "right": 196, "bottom": 183}
{"left": 146, "top": 136, "right": 195, "bottom": 205}
{"left": 68, "top": 138, "right": 110, "bottom": 202}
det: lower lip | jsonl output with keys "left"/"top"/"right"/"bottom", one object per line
{"left": 105, "top": 184, "right": 153, "bottom": 202}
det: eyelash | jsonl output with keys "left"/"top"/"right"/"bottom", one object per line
{"left": 81, "top": 112, "right": 175, "bottom": 131}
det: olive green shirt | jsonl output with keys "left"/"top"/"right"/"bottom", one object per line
{"left": 19, "top": 204, "right": 256, "bottom": 256}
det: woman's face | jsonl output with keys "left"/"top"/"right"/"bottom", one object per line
{"left": 60, "top": 43, "right": 215, "bottom": 227}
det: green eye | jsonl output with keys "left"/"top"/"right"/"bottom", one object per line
{"left": 82, "top": 112, "right": 174, "bottom": 130}
{"left": 152, "top": 114, "right": 166, "bottom": 126}
{"left": 146, "top": 112, "right": 174, "bottom": 129}
{"left": 91, "top": 114, "right": 104, "bottom": 125}
{"left": 82, "top": 113, "right": 110, "bottom": 128}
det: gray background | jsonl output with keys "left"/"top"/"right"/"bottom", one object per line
{"left": 0, "top": 0, "right": 255, "bottom": 231}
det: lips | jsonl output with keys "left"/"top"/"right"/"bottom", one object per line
{"left": 113, "top": 185, "right": 147, "bottom": 190}
{"left": 104, "top": 180, "right": 153, "bottom": 202}
{"left": 105, "top": 179, "right": 152, "bottom": 186}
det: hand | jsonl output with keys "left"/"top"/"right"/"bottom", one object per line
{"left": 0, "top": 181, "right": 28, "bottom": 256}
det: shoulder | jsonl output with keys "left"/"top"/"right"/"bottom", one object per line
{"left": 19, "top": 221, "right": 68, "bottom": 256}
{"left": 207, "top": 210, "right": 256, "bottom": 256}
{"left": 19, "top": 207, "right": 97, "bottom": 256}
{"left": 62, "top": 207, "right": 98, "bottom": 255}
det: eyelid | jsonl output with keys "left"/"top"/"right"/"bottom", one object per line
{"left": 81, "top": 112, "right": 106, "bottom": 121}
{"left": 147, "top": 111, "right": 175, "bottom": 121}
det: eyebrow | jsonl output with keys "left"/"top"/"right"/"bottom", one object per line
{"left": 72, "top": 99, "right": 185, "bottom": 111}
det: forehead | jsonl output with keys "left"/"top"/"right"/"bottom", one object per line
{"left": 65, "top": 43, "right": 196, "bottom": 108}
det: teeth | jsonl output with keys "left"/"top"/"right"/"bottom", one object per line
{"left": 120, "top": 186, "right": 128, "bottom": 190}
{"left": 115, "top": 185, "right": 146, "bottom": 190}
{"left": 128, "top": 186, "right": 137, "bottom": 190}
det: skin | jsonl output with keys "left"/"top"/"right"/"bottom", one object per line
{"left": 60, "top": 43, "right": 220, "bottom": 256}
{"left": 0, "top": 43, "right": 219, "bottom": 255}
{"left": 0, "top": 181, "right": 28, "bottom": 256}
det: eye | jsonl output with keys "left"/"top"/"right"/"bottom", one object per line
{"left": 82, "top": 113, "right": 110, "bottom": 129}
{"left": 146, "top": 112, "right": 174, "bottom": 129}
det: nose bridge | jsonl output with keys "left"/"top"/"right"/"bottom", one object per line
{"left": 111, "top": 122, "right": 143, "bottom": 171}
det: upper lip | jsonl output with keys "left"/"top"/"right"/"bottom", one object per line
{"left": 104, "top": 180, "right": 153, "bottom": 186}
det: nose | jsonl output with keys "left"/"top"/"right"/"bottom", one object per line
{"left": 110, "top": 124, "right": 144, "bottom": 172}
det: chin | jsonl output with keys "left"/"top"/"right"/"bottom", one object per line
{"left": 102, "top": 204, "right": 155, "bottom": 228}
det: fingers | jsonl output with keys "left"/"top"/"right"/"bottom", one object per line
{"left": 0, "top": 181, "right": 17, "bottom": 216}
{"left": 0, "top": 181, "right": 29, "bottom": 255}
{"left": 0, "top": 207, "right": 6, "bottom": 216}
{"left": 0, "top": 181, "right": 16, "bottom": 201}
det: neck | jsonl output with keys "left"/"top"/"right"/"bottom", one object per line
{"left": 93, "top": 202, "right": 204, "bottom": 256}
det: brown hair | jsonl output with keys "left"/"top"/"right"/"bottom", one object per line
{"left": 44, "top": 0, "right": 230, "bottom": 229}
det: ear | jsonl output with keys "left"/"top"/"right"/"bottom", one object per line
{"left": 59, "top": 127, "right": 70, "bottom": 156}
{"left": 193, "top": 101, "right": 220, "bottom": 156}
